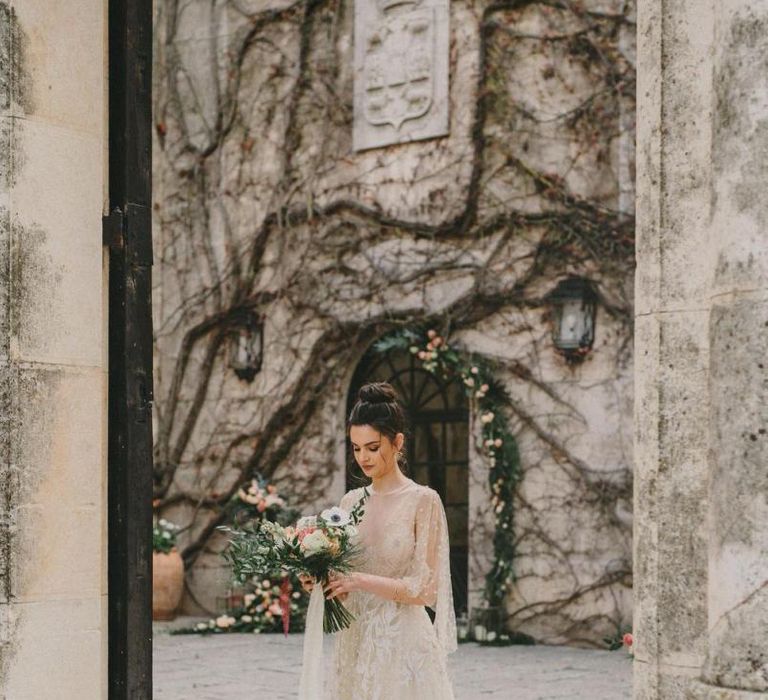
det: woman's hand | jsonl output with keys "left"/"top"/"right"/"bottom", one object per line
{"left": 324, "top": 572, "right": 365, "bottom": 601}
{"left": 298, "top": 573, "right": 316, "bottom": 594}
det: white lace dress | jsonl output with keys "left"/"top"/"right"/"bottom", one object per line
{"left": 327, "top": 479, "right": 457, "bottom": 700}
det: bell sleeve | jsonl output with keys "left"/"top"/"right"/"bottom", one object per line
{"left": 396, "top": 488, "right": 457, "bottom": 654}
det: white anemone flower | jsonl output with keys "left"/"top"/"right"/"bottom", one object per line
{"left": 320, "top": 506, "right": 351, "bottom": 527}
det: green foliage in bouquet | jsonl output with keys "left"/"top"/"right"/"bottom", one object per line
{"left": 220, "top": 493, "right": 368, "bottom": 633}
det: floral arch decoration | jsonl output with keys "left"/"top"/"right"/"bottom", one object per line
{"left": 373, "top": 328, "right": 521, "bottom": 608}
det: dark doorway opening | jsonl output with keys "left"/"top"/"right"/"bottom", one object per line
{"left": 347, "top": 341, "right": 470, "bottom": 614}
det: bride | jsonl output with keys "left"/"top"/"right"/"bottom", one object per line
{"left": 302, "top": 381, "right": 457, "bottom": 699}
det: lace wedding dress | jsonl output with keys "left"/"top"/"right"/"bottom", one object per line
{"left": 327, "top": 478, "right": 457, "bottom": 699}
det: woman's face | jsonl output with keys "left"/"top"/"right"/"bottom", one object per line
{"left": 349, "top": 424, "right": 404, "bottom": 480}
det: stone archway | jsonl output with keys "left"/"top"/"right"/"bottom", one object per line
{"left": 346, "top": 340, "right": 470, "bottom": 614}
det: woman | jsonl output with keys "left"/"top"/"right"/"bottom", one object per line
{"left": 302, "top": 381, "right": 457, "bottom": 699}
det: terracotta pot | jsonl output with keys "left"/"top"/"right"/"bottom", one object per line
{"left": 153, "top": 550, "right": 185, "bottom": 621}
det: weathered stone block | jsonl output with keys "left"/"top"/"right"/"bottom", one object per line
{"left": 9, "top": 119, "right": 103, "bottom": 367}
{"left": 353, "top": 0, "right": 449, "bottom": 151}
{"left": 690, "top": 681, "right": 768, "bottom": 700}
{"left": 2, "top": 597, "right": 104, "bottom": 699}
{"left": 703, "top": 297, "right": 768, "bottom": 693}
{"left": 633, "top": 310, "right": 709, "bottom": 672}
{"left": 12, "top": 0, "right": 103, "bottom": 135}
{"left": 12, "top": 367, "right": 104, "bottom": 603}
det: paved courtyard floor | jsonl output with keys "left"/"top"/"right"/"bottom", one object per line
{"left": 154, "top": 619, "right": 632, "bottom": 700}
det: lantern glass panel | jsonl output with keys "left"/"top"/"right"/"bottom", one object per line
{"left": 557, "top": 298, "right": 593, "bottom": 349}
{"left": 231, "top": 331, "right": 248, "bottom": 369}
{"left": 230, "top": 326, "right": 262, "bottom": 369}
{"left": 229, "top": 316, "right": 263, "bottom": 382}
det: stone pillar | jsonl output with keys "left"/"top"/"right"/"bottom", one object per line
{"left": 0, "top": 1, "right": 108, "bottom": 697}
{"left": 695, "top": 1, "right": 768, "bottom": 696}
{"left": 636, "top": 0, "right": 768, "bottom": 698}
{"left": 634, "top": 0, "right": 714, "bottom": 696}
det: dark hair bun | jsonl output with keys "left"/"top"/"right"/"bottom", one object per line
{"left": 358, "top": 382, "right": 398, "bottom": 405}
{"left": 348, "top": 381, "right": 408, "bottom": 473}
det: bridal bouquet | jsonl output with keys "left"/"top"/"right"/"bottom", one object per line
{"left": 221, "top": 492, "right": 367, "bottom": 633}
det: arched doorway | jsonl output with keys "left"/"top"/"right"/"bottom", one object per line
{"left": 347, "top": 341, "right": 469, "bottom": 614}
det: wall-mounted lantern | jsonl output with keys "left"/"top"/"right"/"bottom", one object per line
{"left": 229, "top": 310, "right": 264, "bottom": 382}
{"left": 547, "top": 277, "right": 598, "bottom": 363}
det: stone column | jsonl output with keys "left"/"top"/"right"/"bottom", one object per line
{"left": 0, "top": 1, "right": 108, "bottom": 697}
{"left": 636, "top": 0, "right": 768, "bottom": 698}
{"left": 694, "top": 1, "right": 768, "bottom": 696}
{"left": 634, "top": 0, "right": 714, "bottom": 697}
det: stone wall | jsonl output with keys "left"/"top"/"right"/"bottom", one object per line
{"left": 0, "top": 2, "right": 108, "bottom": 697}
{"left": 635, "top": 0, "right": 768, "bottom": 696}
{"left": 153, "top": 0, "right": 636, "bottom": 646}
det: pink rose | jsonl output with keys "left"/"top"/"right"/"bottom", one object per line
{"left": 297, "top": 527, "right": 317, "bottom": 542}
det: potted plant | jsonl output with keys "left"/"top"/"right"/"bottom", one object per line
{"left": 152, "top": 518, "right": 184, "bottom": 621}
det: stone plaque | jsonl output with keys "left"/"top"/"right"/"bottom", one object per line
{"left": 353, "top": 0, "right": 449, "bottom": 151}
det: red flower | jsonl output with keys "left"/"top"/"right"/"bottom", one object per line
{"left": 623, "top": 633, "right": 633, "bottom": 647}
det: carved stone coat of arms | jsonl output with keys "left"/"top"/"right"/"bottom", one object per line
{"left": 353, "top": 0, "right": 449, "bottom": 151}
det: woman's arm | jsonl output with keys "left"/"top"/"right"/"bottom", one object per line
{"left": 325, "top": 570, "right": 435, "bottom": 606}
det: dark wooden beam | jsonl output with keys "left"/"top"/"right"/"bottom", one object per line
{"left": 106, "top": 0, "right": 153, "bottom": 697}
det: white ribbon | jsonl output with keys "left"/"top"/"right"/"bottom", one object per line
{"left": 298, "top": 582, "right": 325, "bottom": 700}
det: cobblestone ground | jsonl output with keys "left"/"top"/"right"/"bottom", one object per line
{"left": 154, "top": 620, "right": 632, "bottom": 700}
